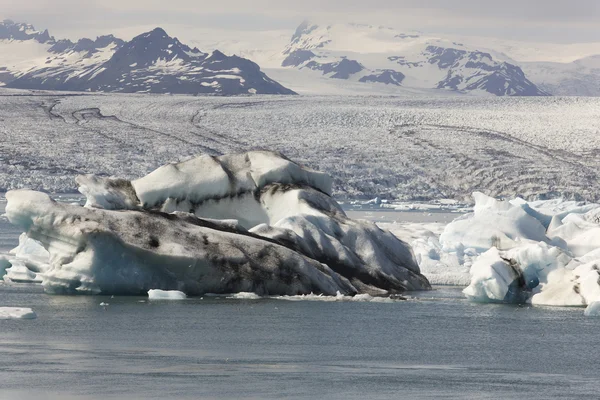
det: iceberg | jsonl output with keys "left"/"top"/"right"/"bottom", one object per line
{"left": 424, "top": 192, "right": 600, "bottom": 309}
{"left": 148, "top": 289, "right": 187, "bottom": 300}
{"left": 584, "top": 301, "right": 600, "bottom": 317}
{"left": 0, "top": 307, "right": 37, "bottom": 319}
{"left": 5, "top": 151, "right": 430, "bottom": 296}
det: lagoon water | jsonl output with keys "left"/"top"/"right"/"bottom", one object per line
{"left": 2, "top": 285, "right": 600, "bottom": 400}
{"left": 1, "top": 200, "right": 600, "bottom": 399}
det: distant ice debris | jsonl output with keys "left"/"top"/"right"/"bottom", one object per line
{"left": 273, "top": 291, "right": 399, "bottom": 303}
{"left": 5, "top": 151, "right": 429, "bottom": 296}
{"left": 227, "top": 292, "right": 261, "bottom": 300}
{"left": 347, "top": 198, "right": 471, "bottom": 213}
{"left": 0, "top": 307, "right": 37, "bottom": 319}
{"left": 148, "top": 289, "right": 187, "bottom": 300}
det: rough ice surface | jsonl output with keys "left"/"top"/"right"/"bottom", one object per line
{"left": 0, "top": 307, "right": 37, "bottom": 319}
{"left": 148, "top": 289, "right": 187, "bottom": 300}
{"left": 411, "top": 191, "right": 600, "bottom": 310}
{"left": 1, "top": 94, "right": 599, "bottom": 203}
{"left": 5, "top": 151, "right": 429, "bottom": 296}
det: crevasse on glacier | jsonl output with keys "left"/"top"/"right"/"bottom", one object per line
{"left": 4, "top": 151, "right": 430, "bottom": 296}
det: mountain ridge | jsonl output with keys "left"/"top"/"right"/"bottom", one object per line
{"left": 280, "top": 21, "right": 548, "bottom": 96}
{"left": 0, "top": 20, "right": 296, "bottom": 95}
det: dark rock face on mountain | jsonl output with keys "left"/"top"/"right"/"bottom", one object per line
{"left": 48, "top": 35, "right": 125, "bottom": 56}
{"left": 282, "top": 50, "right": 316, "bottom": 67}
{"left": 1, "top": 21, "right": 295, "bottom": 95}
{"left": 306, "top": 58, "right": 364, "bottom": 79}
{"left": 359, "top": 70, "right": 405, "bottom": 86}
{"left": 0, "top": 19, "right": 52, "bottom": 43}
{"left": 426, "top": 46, "right": 549, "bottom": 96}
{"left": 462, "top": 64, "right": 547, "bottom": 96}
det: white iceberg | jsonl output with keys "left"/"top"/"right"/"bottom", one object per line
{"left": 584, "top": 301, "right": 600, "bottom": 317}
{"left": 423, "top": 192, "right": 600, "bottom": 308}
{"left": 5, "top": 151, "right": 429, "bottom": 297}
{"left": 0, "top": 307, "right": 37, "bottom": 319}
{"left": 148, "top": 289, "right": 187, "bottom": 300}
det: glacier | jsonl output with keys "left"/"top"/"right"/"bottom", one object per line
{"left": 4, "top": 151, "right": 429, "bottom": 296}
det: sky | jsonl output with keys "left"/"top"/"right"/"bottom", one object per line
{"left": 1, "top": 0, "right": 599, "bottom": 43}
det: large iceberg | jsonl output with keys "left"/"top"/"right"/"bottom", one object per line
{"left": 5, "top": 151, "right": 430, "bottom": 296}
{"left": 418, "top": 191, "right": 600, "bottom": 309}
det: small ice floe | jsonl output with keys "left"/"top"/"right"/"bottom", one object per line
{"left": 227, "top": 292, "right": 261, "bottom": 300}
{"left": 273, "top": 291, "right": 401, "bottom": 303}
{"left": 584, "top": 301, "right": 600, "bottom": 317}
{"left": 0, "top": 307, "right": 37, "bottom": 319}
{"left": 148, "top": 289, "right": 187, "bottom": 300}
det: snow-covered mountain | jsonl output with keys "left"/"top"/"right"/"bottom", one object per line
{"left": 0, "top": 20, "right": 295, "bottom": 95}
{"left": 279, "top": 21, "right": 547, "bottom": 96}
{"left": 522, "top": 56, "right": 600, "bottom": 97}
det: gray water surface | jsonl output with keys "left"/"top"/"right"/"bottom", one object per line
{"left": 1, "top": 284, "right": 599, "bottom": 400}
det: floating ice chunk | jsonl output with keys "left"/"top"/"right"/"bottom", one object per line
{"left": 148, "top": 289, "right": 187, "bottom": 300}
{"left": 6, "top": 190, "right": 356, "bottom": 296}
{"left": 273, "top": 291, "right": 398, "bottom": 303}
{"left": 5, "top": 151, "right": 430, "bottom": 296}
{"left": 463, "top": 248, "right": 523, "bottom": 303}
{"left": 464, "top": 243, "right": 571, "bottom": 304}
{"left": 584, "top": 301, "right": 600, "bottom": 317}
{"left": 0, "top": 307, "right": 37, "bottom": 319}
{"left": 440, "top": 192, "right": 548, "bottom": 254}
{"left": 227, "top": 292, "right": 261, "bottom": 300}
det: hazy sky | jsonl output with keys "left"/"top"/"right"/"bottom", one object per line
{"left": 1, "top": 0, "right": 599, "bottom": 43}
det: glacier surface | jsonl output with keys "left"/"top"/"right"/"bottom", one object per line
{"left": 1, "top": 93, "right": 599, "bottom": 202}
